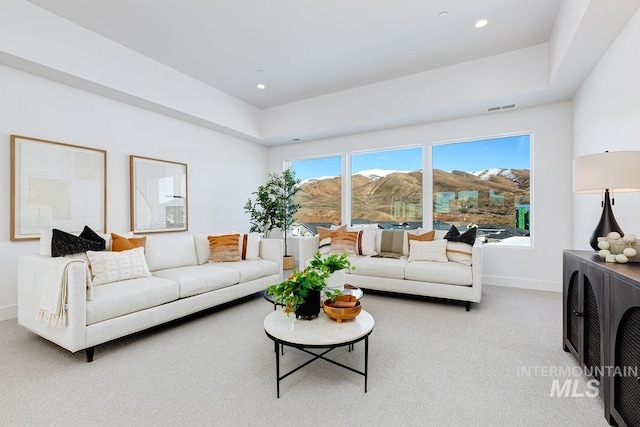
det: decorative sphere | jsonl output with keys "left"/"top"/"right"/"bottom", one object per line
{"left": 623, "top": 234, "right": 637, "bottom": 243}
{"left": 599, "top": 249, "right": 611, "bottom": 259}
{"left": 616, "top": 254, "right": 629, "bottom": 263}
{"left": 597, "top": 236, "right": 607, "bottom": 242}
{"left": 608, "top": 232, "right": 622, "bottom": 240}
{"left": 598, "top": 240, "right": 610, "bottom": 250}
{"left": 623, "top": 247, "right": 638, "bottom": 258}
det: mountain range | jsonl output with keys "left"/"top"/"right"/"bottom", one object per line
{"left": 294, "top": 168, "right": 530, "bottom": 228}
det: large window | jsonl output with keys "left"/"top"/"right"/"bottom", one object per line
{"left": 290, "top": 156, "right": 341, "bottom": 235}
{"left": 350, "top": 147, "right": 423, "bottom": 229}
{"left": 432, "top": 135, "right": 531, "bottom": 244}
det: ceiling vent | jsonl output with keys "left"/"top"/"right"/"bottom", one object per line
{"left": 487, "top": 104, "right": 516, "bottom": 112}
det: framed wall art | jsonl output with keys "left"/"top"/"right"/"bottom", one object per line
{"left": 10, "top": 135, "right": 107, "bottom": 241}
{"left": 130, "top": 155, "right": 188, "bottom": 233}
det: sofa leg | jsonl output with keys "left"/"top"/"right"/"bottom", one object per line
{"left": 465, "top": 302, "right": 471, "bottom": 312}
{"left": 86, "top": 347, "right": 95, "bottom": 363}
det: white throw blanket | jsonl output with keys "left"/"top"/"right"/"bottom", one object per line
{"left": 37, "top": 258, "right": 91, "bottom": 328}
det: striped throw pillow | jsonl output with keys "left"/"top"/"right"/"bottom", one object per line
{"left": 208, "top": 234, "right": 241, "bottom": 262}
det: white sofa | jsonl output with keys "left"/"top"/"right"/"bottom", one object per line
{"left": 18, "top": 233, "right": 283, "bottom": 361}
{"left": 300, "top": 229, "right": 482, "bottom": 310}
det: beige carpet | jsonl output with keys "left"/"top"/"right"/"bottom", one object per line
{"left": 0, "top": 285, "right": 608, "bottom": 426}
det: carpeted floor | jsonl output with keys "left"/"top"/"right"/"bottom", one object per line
{"left": 0, "top": 285, "right": 608, "bottom": 426}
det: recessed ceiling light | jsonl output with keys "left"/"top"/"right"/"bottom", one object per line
{"left": 439, "top": 11, "right": 448, "bottom": 17}
{"left": 256, "top": 83, "right": 265, "bottom": 90}
{"left": 475, "top": 19, "right": 488, "bottom": 28}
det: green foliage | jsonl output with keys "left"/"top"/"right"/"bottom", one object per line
{"left": 308, "top": 252, "right": 355, "bottom": 274}
{"left": 244, "top": 168, "right": 301, "bottom": 256}
{"left": 266, "top": 251, "right": 354, "bottom": 314}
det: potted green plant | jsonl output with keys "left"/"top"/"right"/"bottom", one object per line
{"left": 266, "top": 252, "right": 352, "bottom": 318}
{"left": 245, "top": 168, "right": 301, "bottom": 269}
{"left": 309, "top": 251, "right": 355, "bottom": 290}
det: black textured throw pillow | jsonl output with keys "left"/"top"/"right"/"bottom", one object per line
{"left": 444, "top": 225, "right": 477, "bottom": 245}
{"left": 51, "top": 228, "right": 105, "bottom": 257}
{"left": 79, "top": 225, "right": 106, "bottom": 249}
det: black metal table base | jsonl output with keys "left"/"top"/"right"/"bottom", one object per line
{"left": 270, "top": 334, "right": 370, "bottom": 398}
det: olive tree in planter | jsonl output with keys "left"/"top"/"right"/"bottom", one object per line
{"left": 244, "top": 168, "right": 301, "bottom": 269}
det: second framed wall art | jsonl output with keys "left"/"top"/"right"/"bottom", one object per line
{"left": 130, "top": 155, "right": 188, "bottom": 233}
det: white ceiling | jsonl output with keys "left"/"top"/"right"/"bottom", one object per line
{"left": 24, "top": 0, "right": 563, "bottom": 109}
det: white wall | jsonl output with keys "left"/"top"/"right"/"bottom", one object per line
{"left": 572, "top": 8, "right": 640, "bottom": 249}
{"left": 0, "top": 64, "right": 268, "bottom": 320}
{"left": 268, "top": 102, "right": 573, "bottom": 292}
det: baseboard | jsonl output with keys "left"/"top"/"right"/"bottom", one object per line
{"left": 483, "top": 275, "right": 561, "bottom": 293}
{"left": 0, "top": 304, "right": 18, "bottom": 321}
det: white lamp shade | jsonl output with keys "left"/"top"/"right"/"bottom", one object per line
{"left": 573, "top": 151, "right": 640, "bottom": 193}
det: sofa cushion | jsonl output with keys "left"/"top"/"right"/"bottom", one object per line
{"left": 87, "top": 247, "right": 152, "bottom": 285}
{"left": 217, "top": 259, "right": 280, "bottom": 283}
{"left": 348, "top": 226, "right": 377, "bottom": 256}
{"left": 330, "top": 230, "right": 358, "bottom": 254}
{"left": 144, "top": 234, "right": 198, "bottom": 272}
{"left": 404, "top": 260, "right": 472, "bottom": 286}
{"left": 408, "top": 240, "right": 448, "bottom": 263}
{"left": 444, "top": 225, "right": 477, "bottom": 245}
{"left": 376, "top": 229, "right": 405, "bottom": 257}
{"left": 446, "top": 241, "right": 474, "bottom": 266}
{"left": 86, "top": 276, "right": 179, "bottom": 325}
{"left": 111, "top": 233, "right": 146, "bottom": 252}
{"left": 351, "top": 256, "right": 407, "bottom": 279}
{"left": 152, "top": 265, "right": 241, "bottom": 298}
{"left": 208, "top": 234, "right": 242, "bottom": 262}
{"left": 318, "top": 225, "right": 345, "bottom": 254}
{"left": 51, "top": 228, "right": 105, "bottom": 257}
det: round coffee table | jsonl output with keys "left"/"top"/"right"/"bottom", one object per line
{"left": 264, "top": 309, "right": 374, "bottom": 398}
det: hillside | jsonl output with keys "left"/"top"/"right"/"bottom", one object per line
{"left": 294, "top": 168, "right": 530, "bottom": 228}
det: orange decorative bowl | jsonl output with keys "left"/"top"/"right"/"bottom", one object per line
{"left": 322, "top": 295, "right": 362, "bottom": 323}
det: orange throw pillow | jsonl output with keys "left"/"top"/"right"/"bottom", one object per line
{"left": 208, "top": 234, "right": 241, "bottom": 262}
{"left": 111, "top": 233, "right": 147, "bottom": 252}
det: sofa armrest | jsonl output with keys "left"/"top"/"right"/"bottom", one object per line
{"left": 17, "top": 254, "right": 89, "bottom": 352}
{"left": 471, "top": 239, "right": 483, "bottom": 302}
{"left": 298, "top": 236, "right": 320, "bottom": 268}
{"left": 259, "top": 239, "right": 284, "bottom": 272}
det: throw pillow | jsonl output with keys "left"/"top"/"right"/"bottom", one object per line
{"left": 86, "top": 247, "right": 152, "bottom": 285}
{"left": 329, "top": 230, "right": 358, "bottom": 255}
{"left": 208, "top": 234, "right": 241, "bottom": 262}
{"left": 406, "top": 230, "right": 435, "bottom": 253}
{"left": 240, "top": 233, "right": 261, "bottom": 260}
{"left": 377, "top": 229, "right": 405, "bottom": 256}
{"left": 444, "top": 225, "right": 477, "bottom": 245}
{"left": 408, "top": 240, "right": 449, "bottom": 263}
{"left": 348, "top": 225, "right": 377, "bottom": 256}
{"left": 111, "top": 233, "right": 147, "bottom": 252}
{"left": 318, "top": 225, "right": 346, "bottom": 255}
{"left": 79, "top": 226, "right": 107, "bottom": 249}
{"left": 51, "top": 228, "right": 106, "bottom": 257}
{"left": 446, "top": 241, "right": 474, "bottom": 266}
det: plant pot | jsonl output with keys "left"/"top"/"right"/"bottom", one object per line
{"left": 283, "top": 255, "right": 295, "bottom": 270}
{"left": 295, "top": 289, "right": 321, "bottom": 319}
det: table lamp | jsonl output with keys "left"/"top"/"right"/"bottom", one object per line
{"left": 573, "top": 151, "right": 640, "bottom": 251}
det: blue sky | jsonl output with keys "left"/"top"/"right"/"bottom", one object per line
{"left": 291, "top": 135, "right": 530, "bottom": 180}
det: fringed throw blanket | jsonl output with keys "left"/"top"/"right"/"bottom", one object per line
{"left": 37, "top": 258, "right": 89, "bottom": 328}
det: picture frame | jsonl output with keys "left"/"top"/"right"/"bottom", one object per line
{"left": 10, "top": 135, "right": 107, "bottom": 241}
{"left": 130, "top": 155, "right": 188, "bottom": 233}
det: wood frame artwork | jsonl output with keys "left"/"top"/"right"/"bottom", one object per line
{"left": 10, "top": 135, "right": 107, "bottom": 241}
{"left": 130, "top": 155, "right": 188, "bottom": 233}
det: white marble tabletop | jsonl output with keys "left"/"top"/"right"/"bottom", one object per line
{"left": 264, "top": 308, "right": 374, "bottom": 346}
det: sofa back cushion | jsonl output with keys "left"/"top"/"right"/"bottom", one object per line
{"left": 144, "top": 234, "right": 197, "bottom": 272}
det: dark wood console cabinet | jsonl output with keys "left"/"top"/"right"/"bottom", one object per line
{"left": 563, "top": 250, "right": 640, "bottom": 427}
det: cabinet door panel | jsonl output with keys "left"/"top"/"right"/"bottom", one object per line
{"left": 609, "top": 276, "right": 640, "bottom": 427}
